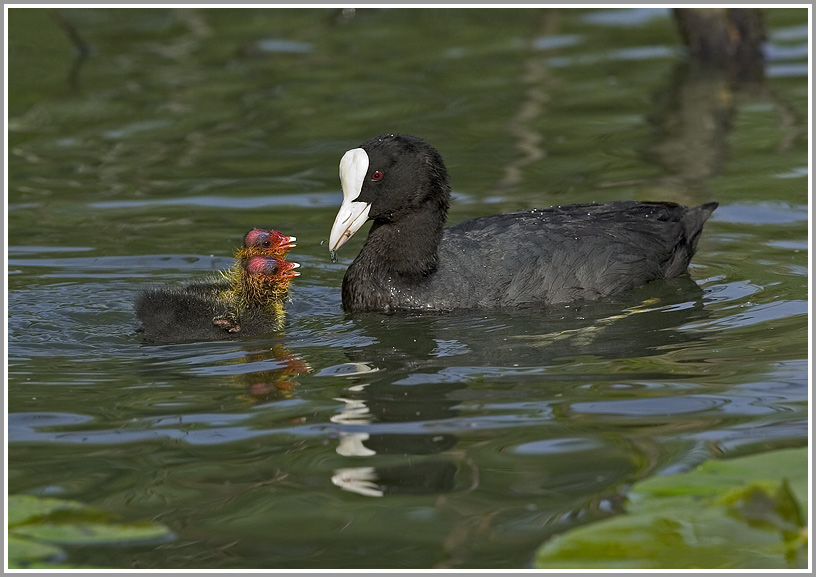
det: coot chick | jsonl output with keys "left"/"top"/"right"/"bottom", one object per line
{"left": 329, "top": 133, "right": 717, "bottom": 312}
{"left": 212, "top": 254, "right": 301, "bottom": 331}
{"left": 235, "top": 228, "right": 297, "bottom": 260}
{"left": 218, "top": 228, "right": 296, "bottom": 288}
{"left": 209, "top": 228, "right": 297, "bottom": 333}
{"left": 136, "top": 252, "right": 299, "bottom": 344}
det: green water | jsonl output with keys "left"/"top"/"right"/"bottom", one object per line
{"left": 7, "top": 7, "right": 809, "bottom": 569}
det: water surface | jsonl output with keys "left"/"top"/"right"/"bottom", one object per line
{"left": 7, "top": 7, "right": 809, "bottom": 569}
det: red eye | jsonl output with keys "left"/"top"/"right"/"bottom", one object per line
{"left": 371, "top": 170, "right": 383, "bottom": 181}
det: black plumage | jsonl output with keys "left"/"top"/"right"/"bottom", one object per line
{"left": 329, "top": 134, "right": 717, "bottom": 312}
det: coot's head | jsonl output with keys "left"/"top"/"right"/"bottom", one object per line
{"left": 237, "top": 228, "right": 297, "bottom": 259}
{"left": 329, "top": 134, "right": 451, "bottom": 251}
{"left": 243, "top": 255, "right": 300, "bottom": 301}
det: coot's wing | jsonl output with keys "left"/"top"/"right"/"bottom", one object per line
{"left": 435, "top": 202, "right": 715, "bottom": 307}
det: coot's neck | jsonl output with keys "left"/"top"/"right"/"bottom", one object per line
{"left": 359, "top": 202, "right": 446, "bottom": 279}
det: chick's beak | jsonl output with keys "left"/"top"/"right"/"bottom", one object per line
{"left": 283, "top": 261, "right": 301, "bottom": 278}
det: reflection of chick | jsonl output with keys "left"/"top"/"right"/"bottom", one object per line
{"left": 135, "top": 230, "right": 299, "bottom": 343}
{"left": 235, "top": 343, "right": 312, "bottom": 401}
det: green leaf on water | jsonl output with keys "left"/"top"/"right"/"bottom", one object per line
{"left": 6, "top": 535, "right": 63, "bottom": 568}
{"left": 534, "top": 447, "right": 808, "bottom": 569}
{"left": 7, "top": 494, "right": 174, "bottom": 569}
{"left": 12, "top": 520, "right": 174, "bottom": 546}
{"left": 7, "top": 494, "right": 103, "bottom": 527}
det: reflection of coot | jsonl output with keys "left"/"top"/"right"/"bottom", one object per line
{"left": 332, "top": 460, "right": 458, "bottom": 497}
{"left": 329, "top": 134, "right": 717, "bottom": 313}
{"left": 340, "top": 274, "right": 711, "bottom": 374}
{"left": 135, "top": 229, "right": 299, "bottom": 344}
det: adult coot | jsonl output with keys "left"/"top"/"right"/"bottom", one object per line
{"left": 135, "top": 229, "right": 299, "bottom": 343}
{"left": 329, "top": 134, "right": 717, "bottom": 312}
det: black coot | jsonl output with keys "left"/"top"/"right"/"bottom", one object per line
{"left": 329, "top": 134, "right": 717, "bottom": 312}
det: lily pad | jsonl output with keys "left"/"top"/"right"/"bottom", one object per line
{"left": 7, "top": 494, "right": 174, "bottom": 569}
{"left": 7, "top": 494, "right": 102, "bottom": 527}
{"left": 12, "top": 520, "right": 174, "bottom": 547}
{"left": 6, "top": 535, "right": 63, "bottom": 568}
{"left": 534, "top": 447, "right": 808, "bottom": 569}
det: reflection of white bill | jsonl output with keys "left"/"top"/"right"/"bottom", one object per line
{"left": 335, "top": 432, "right": 376, "bottom": 457}
{"left": 331, "top": 466, "right": 383, "bottom": 498}
{"left": 316, "top": 362, "right": 380, "bottom": 377}
{"left": 330, "top": 398, "right": 372, "bottom": 425}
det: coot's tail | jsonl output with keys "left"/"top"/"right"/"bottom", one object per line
{"left": 664, "top": 201, "right": 718, "bottom": 278}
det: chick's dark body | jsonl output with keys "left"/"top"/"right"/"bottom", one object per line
{"left": 135, "top": 280, "right": 287, "bottom": 343}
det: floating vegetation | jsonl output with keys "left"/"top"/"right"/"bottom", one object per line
{"left": 8, "top": 494, "right": 174, "bottom": 569}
